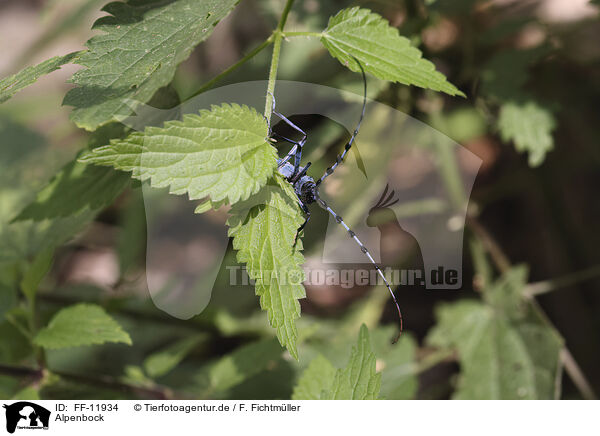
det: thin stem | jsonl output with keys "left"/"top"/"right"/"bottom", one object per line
{"left": 264, "top": 0, "right": 296, "bottom": 122}
{"left": 560, "top": 348, "right": 597, "bottom": 400}
{"left": 0, "top": 364, "right": 174, "bottom": 400}
{"left": 283, "top": 31, "right": 323, "bottom": 38}
{"left": 190, "top": 38, "right": 273, "bottom": 98}
{"left": 524, "top": 264, "right": 600, "bottom": 297}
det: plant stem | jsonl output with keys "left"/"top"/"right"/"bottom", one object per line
{"left": 283, "top": 31, "right": 323, "bottom": 38}
{"left": 190, "top": 38, "right": 273, "bottom": 98}
{"left": 264, "top": 0, "right": 296, "bottom": 122}
{"left": 524, "top": 264, "right": 600, "bottom": 297}
{"left": 0, "top": 364, "right": 174, "bottom": 399}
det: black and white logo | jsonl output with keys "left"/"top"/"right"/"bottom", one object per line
{"left": 3, "top": 402, "right": 50, "bottom": 434}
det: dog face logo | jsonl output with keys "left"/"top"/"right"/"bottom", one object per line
{"left": 3, "top": 402, "right": 50, "bottom": 434}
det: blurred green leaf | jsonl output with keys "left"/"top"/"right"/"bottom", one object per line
{"left": 63, "top": 0, "right": 240, "bottom": 130}
{"left": 12, "top": 385, "right": 40, "bottom": 400}
{"left": 498, "top": 101, "right": 556, "bottom": 167}
{"left": 81, "top": 104, "right": 276, "bottom": 205}
{"left": 292, "top": 354, "right": 336, "bottom": 400}
{"left": 144, "top": 335, "right": 205, "bottom": 379}
{"left": 14, "top": 159, "right": 130, "bottom": 221}
{"left": 0, "top": 52, "right": 80, "bottom": 104}
{"left": 321, "top": 7, "right": 463, "bottom": 96}
{"left": 321, "top": 324, "right": 381, "bottom": 400}
{"left": 194, "top": 338, "right": 283, "bottom": 395}
{"left": 20, "top": 248, "right": 54, "bottom": 301}
{"left": 426, "top": 295, "right": 563, "bottom": 399}
{"left": 228, "top": 176, "right": 305, "bottom": 360}
{"left": 0, "top": 283, "right": 17, "bottom": 323}
{"left": 371, "top": 328, "right": 418, "bottom": 400}
{"left": 35, "top": 304, "right": 132, "bottom": 349}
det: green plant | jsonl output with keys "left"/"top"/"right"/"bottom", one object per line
{"left": 0, "top": 0, "right": 598, "bottom": 401}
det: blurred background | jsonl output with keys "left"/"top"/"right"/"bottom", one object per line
{"left": 0, "top": 0, "right": 599, "bottom": 400}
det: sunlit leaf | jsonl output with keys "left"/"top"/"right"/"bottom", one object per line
{"left": 63, "top": 0, "right": 240, "bottom": 130}
{"left": 321, "top": 7, "right": 463, "bottom": 96}
{"left": 35, "top": 304, "right": 132, "bottom": 349}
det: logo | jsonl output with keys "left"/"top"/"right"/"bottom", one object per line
{"left": 3, "top": 402, "right": 50, "bottom": 434}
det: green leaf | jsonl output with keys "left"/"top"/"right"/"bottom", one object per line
{"left": 292, "top": 354, "right": 337, "bottom": 400}
{"left": 0, "top": 52, "right": 80, "bottom": 104}
{"left": 20, "top": 248, "right": 54, "bottom": 301}
{"left": 11, "top": 385, "right": 40, "bottom": 400}
{"left": 34, "top": 303, "right": 132, "bottom": 349}
{"left": 321, "top": 7, "right": 463, "bottom": 96}
{"left": 426, "top": 298, "right": 563, "bottom": 399}
{"left": 498, "top": 101, "right": 556, "bottom": 167}
{"left": 0, "top": 283, "right": 17, "bottom": 323}
{"left": 321, "top": 324, "right": 381, "bottom": 399}
{"left": 63, "top": 0, "right": 240, "bottom": 130}
{"left": 227, "top": 175, "right": 305, "bottom": 359}
{"left": 194, "top": 338, "right": 283, "bottom": 394}
{"left": 81, "top": 104, "right": 276, "bottom": 204}
{"left": 14, "top": 159, "right": 130, "bottom": 221}
{"left": 371, "top": 328, "right": 418, "bottom": 400}
{"left": 144, "top": 335, "right": 205, "bottom": 378}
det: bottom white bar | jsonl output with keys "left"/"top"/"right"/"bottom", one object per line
{"left": 1, "top": 400, "right": 594, "bottom": 435}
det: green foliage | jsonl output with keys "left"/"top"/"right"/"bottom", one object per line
{"left": 63, "top": 0, "right": 240, "bottom": 130}
{"left": 80, "top": 104, "right": 276, "bottom": 204}
{"left": 321, "top": 7, "right": 464, "bottom": 96}
{"left": 294, "top": 325, "right": 381, "bottom": 400}
{"left": 19, "top": 248, "right": 53, "bottom": 301}
{"left": 498, "top": 101, "right": 556, "bottom": 167}
{"left": 193, "top": 338, "right": 284, "bottom": 395}
{"left": 15, "top": 159, "right": 130, "bottom": 221}
{"left": 34, "top": 304, "right": 132, "bottom": 349}
{"left": 292, "top": 354, "right": 336, "bottom": 400}
{"left": 144, "top": 335, "right": 205, "bottom": 378}
{"left": 228, "top": 176, "right": 305, "bottom": 359}
{"left": 427, "top": 268, "right": 563, "bottom": 399}
{"left": 0, "top": 52, "right": 80, "bottom": 104}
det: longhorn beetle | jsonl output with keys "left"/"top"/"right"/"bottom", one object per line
{"left": 268, "top": 60, "right": 403, "bottom": 341}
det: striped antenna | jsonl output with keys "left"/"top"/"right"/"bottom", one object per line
{"left": 315, "top": 195, "right": 403, "bottom": 342}
{"left": 316, "top": 57, "right": 367, "bottom": 187}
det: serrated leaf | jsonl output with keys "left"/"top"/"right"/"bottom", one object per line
{"left": 144, "top": 335, "right": 205, "bottom": 378}
{"left": 498, "top": 101, "right": 556, "bottom": 167}
{"left": 292, "top": 354, "right": 337, "bottom": 400}
{"left": 0, "top": 52, "right": 80, "bottom": 104}
{"left": 321, "top": 7, "right": 463, "bottom": 96}
{"left": 321, "top": 324, "right": 381, "bottom": 399}
{"left": 34, "top": 303, "right": 132, "bottom": 349}
{"left": 63, "top": 0, "right": 240, "bottom": 130}
{"left": 426, "top": 297, "right": 563, "bottom": 399}
{"left": 81, "top": 104, "right": 276, "bottom": 204}
{"left": 227, "top": 176, "right": 305, "bottom": 360}
{"left": 194, "top": 338, "right": 283, "bottom": 395}
{"left": 14, "top": 159, "right": 130, "bottom": 221}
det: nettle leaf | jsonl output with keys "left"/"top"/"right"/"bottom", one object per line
{"left": 228, "top": 175, "right": 305, "bottom": 359}
{"left": 321, "top": 325, "right": 381, "bottom": 399}
{"left": 63, "top": 0, "right": 240, "bottom": 130}
{"left": 426, "top": 291, "right": 563, "bottom": 399}
{"left": 0, "top": 52, "right": 80, "bottom": 104}
{"left": 144, "top": 335, "right": 205, "bottom": 378}
{"left": 15, "top": 159, "right": 131, "bottom": 221}
{"left": 321, "top": 7, "right": 463, "bottom": 96}
{"left": 292, "top": 354, "right": 337, "bottom": 400}
{"left": 498, "top": 101, "right": 556, "bottom": 167}
{"left": 34, "top": 303, "right": 132, "bottom": 349}
{"left": 80, "top": 104, "right": 277, "bottom": 204}
{"left": 193, "top": 338, "right": 284, "bottom": 395}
